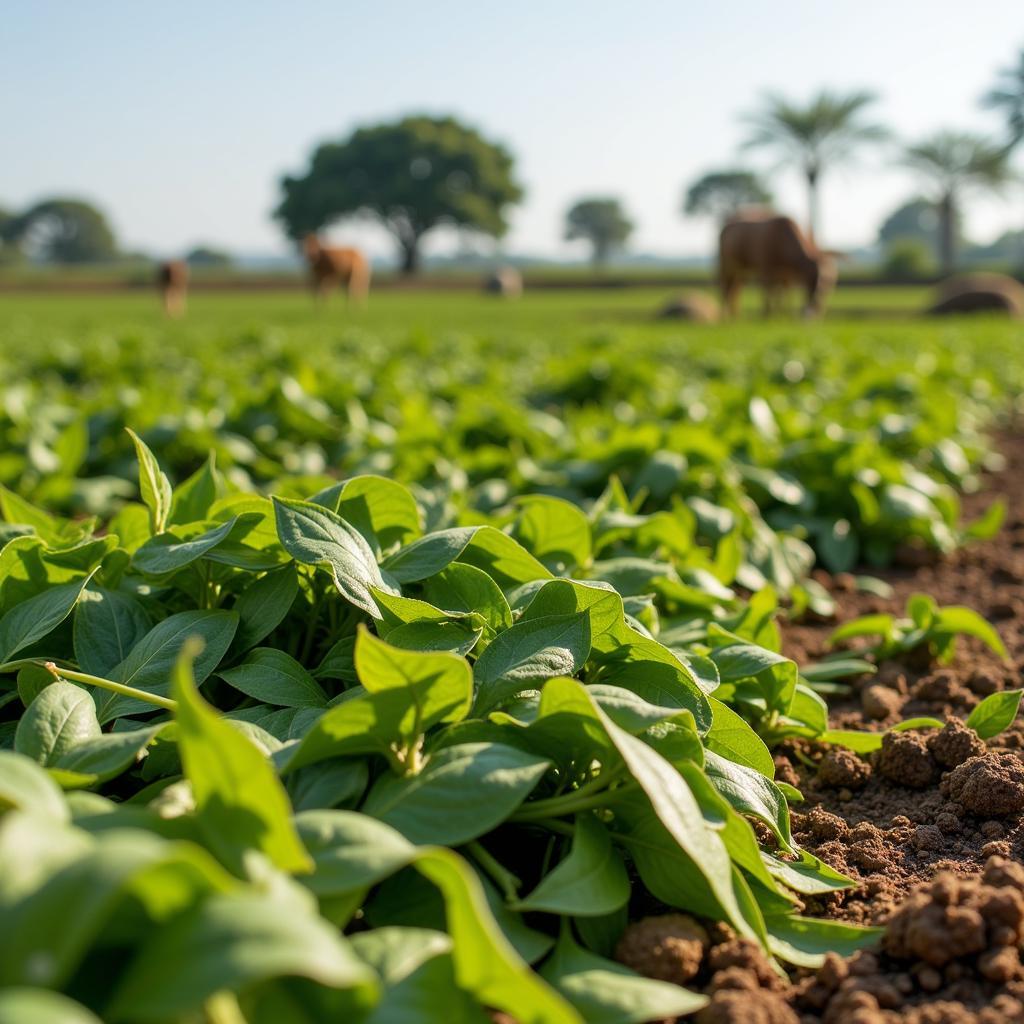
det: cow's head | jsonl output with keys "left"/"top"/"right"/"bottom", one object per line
{"left": 302, "top": 234, "right": 322, "bottom": 259}
{"left": 805, "top": 251, "right": 840, "bottom": 317}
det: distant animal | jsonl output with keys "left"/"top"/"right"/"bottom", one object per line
{"left": 718, "top": 213, "right": 838, "bottom": 318}
{"left": 484, "top": 266, "right": 523, "bottom": 297}
{"left": 655, "top": 292, "right": 719, "bottom": 323}
{"left": 156, "top": 260, "right": 189, "bottom": 318}
{"left": 926, "top": 273, "right": 1024, "bottom": 318}
{"left": 303, "top": 235, "right": 371, "bottom": 305}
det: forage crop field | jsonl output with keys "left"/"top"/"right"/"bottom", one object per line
{"left": 0, "top": 290, "right": 1022, "bottom": 1024}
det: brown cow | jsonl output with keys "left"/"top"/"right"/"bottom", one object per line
{"left": 718, "top": 213, "right": 838, "bottom": 318}
{"left": 157, "top": 260, "right": 189, "bottom": 318}
{"left": 303, "top": 235, "right": 371, "bottom": 306}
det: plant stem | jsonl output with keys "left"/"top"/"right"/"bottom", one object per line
{"left": 45, "top": 663, "right": 177, "bottom": 712}
{"left": 466, "top": 840, "right": 522, "bottom": 901}
{"left": 511, "top": 773, "right": 631, "bottom": 823}
{"left": 204, "top": 991, "right": 248, "bottom": 1024}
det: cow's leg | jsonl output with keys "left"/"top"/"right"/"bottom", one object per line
{"left": 721, "top": 274, "right": 741, "bottom": 318}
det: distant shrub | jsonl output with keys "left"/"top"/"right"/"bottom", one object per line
{"left": 882, "top": 239, "right": 935, "bottom": 281}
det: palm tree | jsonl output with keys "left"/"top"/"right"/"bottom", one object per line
{"left": 741, "top": 89, "right": 887, "bottom": 241}
{"left": 902, "top": 132, "right": 1016, "bottom": 274}
{"left": 982, "top": 48, "right": 1024, "bottom": 148}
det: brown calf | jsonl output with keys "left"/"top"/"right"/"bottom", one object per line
{"left": 157, "top": 260, "right": 189, "bottom": 318}
{"left": 303, "top": 235, "right": 371, "bottom": 306}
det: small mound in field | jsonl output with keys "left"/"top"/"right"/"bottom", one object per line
{"left": 614, "top": 912, "right": 708, "bottom": 984}
{"left": 876, "top": 730, "right": 939, "bottom": 788}
{"left": 655, "top": 292, "right": 720, "bottom": 322}
{"left": 697, "top": 935, "right": 796, "bottom": 1024}
{"left": 926, "top": 273, "right": 1024, "bottom": 318}
{"left": 942, "top": 752, "right": 1024, "bottom": 816}
{"left": 793, "top": 857, "right": 1024, "bottom": 1022}
{"left": 818, "top": 747, "right": 872, "bottom": 790}
{"left": 928, "top": 718, "right": 987, "bottom": 769}
{"left": 861, "top": 683, "right": 904, "bottom": 721}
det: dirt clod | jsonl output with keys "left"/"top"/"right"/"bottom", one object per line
{"left": 613, "top": 912, "right": 708, "bottom": 985}
{"left": 861, "top": 684, "right": 904, "bottom": 721}
{"left": 927, "top": 718, "right": 987, "bottom": 768}
{"left": 818, "top": 748, "right": 872, "bottom": 790}
{"left": 876, "top": 731, "right": 939, "bottom": 788}
{"left": 942, "top": 752, "right": 1024, "bottom": 816}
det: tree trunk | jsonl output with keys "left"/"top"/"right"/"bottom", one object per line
{"left": 938, "top": 193, "right": 956, "bottom": 275}
{"left": 400, "top": 239, "right": 420, "bottom": 275}
{"left": 593, "top": 238, "right": 610, "bottom": 268}
{"left": 806, "top": 167, "right": 820, "bottom": 243}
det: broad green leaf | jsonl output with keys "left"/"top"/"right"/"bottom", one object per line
{"left": 514, "top": 496, "right": 592, "bottom": 572}
{"left": 350, "top": 927, "right": 488, "bottom": 1024}
{"left": 50, "top": 726, "right": 162, "bottom": 788}
{"left": 473, "top": 613, "right": 591, "bottom": 715}
{"left": 762, "top": 849, "right": 856, "bottom": 895}
{"left": 0, "top": 749, "right": 69, "bottom": 821}
{"left": 106, "top": 891, "right": 376, "bottom": 1022}
{"left": 521, "top": 579, "right": 623, "bottom": 639}
{"left": 421, "top": 562, "right": 514, "bottom": 632}
{"left": 710, "top": 641, "right": 797, "bottom": 715}
{"left": 272, "top": 496, "right": 396, "bottom": 616}
{"left": 704, "top": 697, "right": 775, "bottom": 777}
{"left": 14, "top": 682, "right": 101, "bottom": 766}
{"left": 169, "top": 454, "right": 219, "bottom": 525}
{"left": 966, "top": 688, "right": 1023, "bottom": 739}
{"left": 97, "top": 609, "right": 238, "bottom": 722}
{"left": 0, "top": 575, "right": 95, "bottom": 665}
{"left": 294, "top": 809, "right": 418, "bottom": 897}
{"left": 126, "top": 428, "right": 172, "bottom": 536}
{"left": 362, "top": 742, "right": 549, "bottom": 845}
{"left": 382, "top": 527, "right": 478, "bottom": 583}
{"left": 766, "top": 914, "right": 882, "bottom": 968}
{"left": 458, "top": 526, "right": 554, "bottom": 590}
{"left": 539, "top": 927, "right": 706, "bottom": 1023}
{"left": 219, "top": 648, "right": 328, "bottom": 708}
{"left": 0, "top": 988, "right": 103, "bottom": 1024}
{"left": 829, "top": 614, "right": 895, "bottom": 645}
{"left": 703, "top": 750, "right": 792, "bottom": 851}
{"left": 933, "top": 606, "right": 1009, "bottom": 660}
{"left": 231, "top": 563, "right": 298, "bottom": 652}
{"left": 73, "top": 587, "right": 151, "bottom": 678}
{"left": 413, "top": 848, "right": 580, "bottom": 1024}
{"left": 172, "top": 640, "right": 312, "bottom": 875}
{"left": 131, "top": 515, "right": 254, "bottom": 575}
{"left": 335, "top": 475, "right": 422, "bottom": 553}
{"left": 513, "top": 813, "right": 629, "bottom": 916}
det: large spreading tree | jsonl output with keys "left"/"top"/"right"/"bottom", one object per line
{"left": 564, "top": 197, "right": 633, "bottom": 266}
{"left": 4, "top": 198, "right": 117, "bottom": 263}
{"left": 276, "top": 115, "right": 524, "bottom": 273}
{"left": 683, "top": 169, "right": 773, "bottom": 222}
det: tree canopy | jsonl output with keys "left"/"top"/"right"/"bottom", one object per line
{"left": 564, "top": 197, "right": 633, "bottom": 266}
{"left": 3, "top": 198, "right": 117, "bottom": 263}
{"left": 983, "top": 47, "right": 1024, "bottom": 147}
{"left": 684, "top": 169, "right": 773, "bottom": 221}
{"left": 275, "top": 115, "right": 524, "bottom": 273}
{"left": 741, "top": 89, "right": 887, "bottom": 239}
{"left": 902, "top": 132, "right": 1016, "bottom": 272}
{"left": 186, "top": 246, "right": 234, "bottom": 268}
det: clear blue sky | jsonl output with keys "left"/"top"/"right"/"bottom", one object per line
{"left": 4, "top": 1, "right": 1022, "bottom": 261}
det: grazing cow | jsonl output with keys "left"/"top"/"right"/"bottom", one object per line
{"left": 157, "top": 260, "right": 189, "bottom": 318}
{"left": 927, "top": 273, "right": 1024, "bottom": 318}
{"left": 718, "top": 213, "right": 838, "bottom": 318}
{"left": 303, "top": 235, "right": 371, "bottom": 306}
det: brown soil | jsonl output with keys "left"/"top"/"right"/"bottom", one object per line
{"left": 625, "top": 433, "right": 1024, "bottom": 1021}
{"left": 777, "top": 431, "right": 1024, "bottom": 931}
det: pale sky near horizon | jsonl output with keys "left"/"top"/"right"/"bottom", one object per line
{"left": 4, "top": 1, "right": 1023, "bottom": 262}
